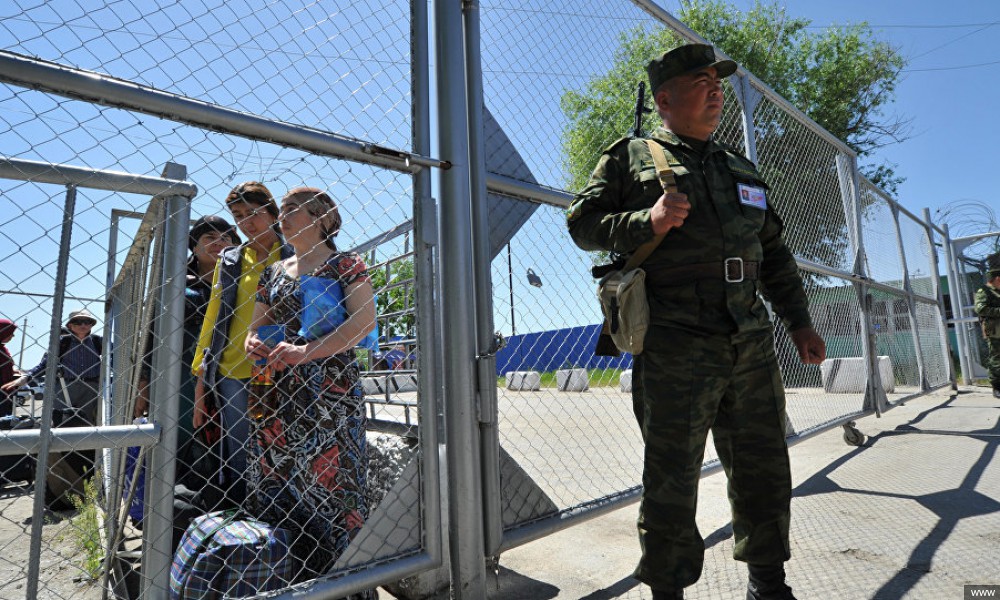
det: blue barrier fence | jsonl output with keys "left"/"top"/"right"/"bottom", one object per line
{"left": 495, "top": 324, "right": 633, "bottom": 376}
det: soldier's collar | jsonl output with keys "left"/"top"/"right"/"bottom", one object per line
{"left": 651, "top": 126, "right": 720, "bottom": 153}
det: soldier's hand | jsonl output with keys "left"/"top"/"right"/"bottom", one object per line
{"left": 650, "top": 192, "right": 690, "bottom": 235}
{"left": 790, "top": 326, "right": 826, "bottom": 365}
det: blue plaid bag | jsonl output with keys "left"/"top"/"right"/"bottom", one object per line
{"left": 169, "top": 510, "right": 295, "bottom": 599}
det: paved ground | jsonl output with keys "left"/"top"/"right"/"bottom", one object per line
{"left": 483, "top": 386, "right": 1000, "bottom": 600}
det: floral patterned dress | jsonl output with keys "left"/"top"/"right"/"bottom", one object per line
{"left": 249, "top": 252, "right": 369, "bottom": 580}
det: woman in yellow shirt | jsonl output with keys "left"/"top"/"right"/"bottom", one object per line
{"left": 191, "top": 181, "right": 290, "bottom": 505}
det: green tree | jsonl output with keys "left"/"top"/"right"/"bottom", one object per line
{"left": 368, "top": 256, "right": 415, "bottom": 340}
{"left": 561, "top": 1, "right": 908, "bottom": 270}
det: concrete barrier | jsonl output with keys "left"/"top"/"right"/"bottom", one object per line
{"left": 820, "top": 356, "right": 894, "bottom": 393}
{"left": 506, "top": 371, "right": 541, "bottom": 391}
{"left": 619, "top": 369, "right": 633, "bottom": 393}
{"left": 362, "top": 373, "right": 418, "bottom": 395}
{"left": 556, "top": 368, "right": 589, "bottom": 392}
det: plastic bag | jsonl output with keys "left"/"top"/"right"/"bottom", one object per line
{"left": 298, "top": 274, "right": 379, "bottom": 350}
{"left": 298, "top": 275, "right": 347, "bottom": 341}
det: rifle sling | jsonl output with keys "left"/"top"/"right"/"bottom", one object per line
{"left": 620, "top": 139, "right": 677, "bottom": 271}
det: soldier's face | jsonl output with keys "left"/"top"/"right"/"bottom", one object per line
{"left": 656, "top": 66, "right": 724, "bottom": 140}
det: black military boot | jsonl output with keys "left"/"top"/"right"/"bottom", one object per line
{"left": 651, "top": 588, "right": 684, "bottom": 600}
{"left": 747, "top": 564, "right": 797, "bottom": 600}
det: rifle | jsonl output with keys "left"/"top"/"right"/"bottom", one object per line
{"left": 631, "top": 81, "right": 652, "bottom": 139}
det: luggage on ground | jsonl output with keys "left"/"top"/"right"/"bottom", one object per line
{"left": 169, "top": 510, "right": 295, "bottom": 599}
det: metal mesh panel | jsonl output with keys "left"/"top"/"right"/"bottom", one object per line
{"left": 491, "top": 202, "right": 647, "bottom": 521}
{"left": 898, "top": 211, "right": 937, "bottom": 299}
{"left": 714, "top": 81, "right": 746, "bottom": 152}
{"left": 480, "top": 2, "right": 652, "bottom": 190}
{"left": 479, "top": 2, "right": 749, "bottom": 192}
{"left": 915, "top": 300, "right": 950, "bottom": 389}
{"left": 0, "top": 1, "right": 412, "bottom": 151}
{"left": 0, "top": 1, "right": 430, "bottom": 597}
{"left": 752, "top": 94, "right": 852, "bottom": 271}
{"left": 869, "top": 288, "right": 922, "bottom": 397}
{"left": 859, "top": 181, "right": 905, "bottom": 290}
{"left": 780, "top": 274, "right": 866, "bottom": 432}
{"left": 0, "top": 166, "right": 424, "bottom": 600}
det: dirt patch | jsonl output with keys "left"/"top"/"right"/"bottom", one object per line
{"left": 0, "top": 482, "right": 106, "bottom": 600}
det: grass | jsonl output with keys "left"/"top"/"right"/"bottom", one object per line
{"left": 498, "top": 368, "right": 625, "bottom": 389}
{"left": 68, "top": 477, "right": 103, "bottom": 581}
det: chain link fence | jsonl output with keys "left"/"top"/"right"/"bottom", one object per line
{"left": 479, "top": 0, "right": 955, "bottom": 554}
{"left": 0, "top": 0, "right": 443, "bottom": 598}
{"left": 945, "top": 229, "right": 1000, "bottom": 386}
{"left": 0, "top": 0, "right": 969, "bottom": 598}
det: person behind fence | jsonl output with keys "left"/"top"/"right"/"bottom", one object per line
{"left": 192, "top": 182, "right": 292, "bottom": 507}
{"left": 244, "top": 186, "right": 375, "bottom": 584}
{"left": 974, "top": 252, "right": 1000, "bottom": 398}
{"left": 566, "top": 44, "right": 826, "bottom": 600}
{"left": 3, "top": 308, "right": 103, "bottom": 427}
{"left": 135, "top": 216, "right": 240, "bottom": 494}
{"left": 0, "top": 318, "right": 17, "bottom": 418}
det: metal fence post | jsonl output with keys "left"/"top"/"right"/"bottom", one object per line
{"left": 837, "top": 155, "right": 885, "bottom": 414}
{"left": 889, "top": 203, "right": 927, "bottom": 389}
{"left": 731, "top": 74, "right": 762, "bottom": 163}
{"left": 25, "top": 184, "right": 77, "bottom": 600}
{"left": 412, "top": 0, "right": 443, "bottom": 571}
{"left": 924, "top": 209, "right": 958, "bottom": 389}
{"left": 433, "top": 0, "right": 488, "bottom": 596}
{"left": 140, "top": 174, "right": 191, "bottom": 597}
{"left": 941, "top": 225, "right": 975, "bottom": 385}
{"left": 463, "top": 0, "right": 503, "bottom": 559}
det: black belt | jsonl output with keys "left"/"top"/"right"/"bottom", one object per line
{"left": 644, "top": 258, "right": 759, "bottom": 287}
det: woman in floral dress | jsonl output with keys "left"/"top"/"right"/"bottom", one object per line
{"left": 245, "top": 186, "right": 375, "bottom": 581}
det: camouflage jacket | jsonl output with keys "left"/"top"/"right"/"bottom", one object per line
{"left": 566, "top": 126, "right": 812, "bottom": 336}
{"left": 974, "top": 284, "right": 1000, "bottom": 338}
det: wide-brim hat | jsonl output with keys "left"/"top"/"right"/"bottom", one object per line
{"left": 66, "top": 308, "right": 97, "bottom": 326}
{"left": 647, "top": 43, "right": 738, "bottom": 93}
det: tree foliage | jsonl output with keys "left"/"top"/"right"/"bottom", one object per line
{"left": 560, "top": 0, "right": 909, "bottom": 270}
{"left": 368, "top": 257, "right": 415, "bottom": 339}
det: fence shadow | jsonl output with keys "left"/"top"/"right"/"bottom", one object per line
{"left": 789, "top": 393, "right": 1000, "bottom": 599}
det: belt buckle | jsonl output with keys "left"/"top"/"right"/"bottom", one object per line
{"left": 724, "top": 257, "right": 744, "bottom": 283}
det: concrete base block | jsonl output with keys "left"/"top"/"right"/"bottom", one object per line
{"left": 362, "top": 373, "right": 418, "bottom": 395}
{"left": 556, "top": 368, "right": 589, "bottom": 392}
{"left": 619, "top": 369, "right": 633, "bottom": 393}
{"left": 820, "top": 356, "right": 894, "bottom": 393}
{"left": 506, "top": 370, "right": 541, "bottom": 391}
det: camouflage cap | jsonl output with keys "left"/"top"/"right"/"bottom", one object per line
{"left": 646, "top": 43, "right": 738, "bottom": 93}
{"left": 987, "top": 252, "right": 1000, "bottom": 277}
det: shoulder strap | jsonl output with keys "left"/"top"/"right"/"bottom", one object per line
{"left": 623, "top": 140, "right": 678, "bottom": 270}
{"left": 58, "top": 334, "right": 71, "bottom": 357}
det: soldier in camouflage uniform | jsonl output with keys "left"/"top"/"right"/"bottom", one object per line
{"left": 566, "top": 44, "right": 826, "bottom": 600}
{"left": 974, "top": 252, "right": 1000, "bottom": 398}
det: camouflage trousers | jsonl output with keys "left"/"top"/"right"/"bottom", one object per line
{"left": 631, "top": 325, "right": 792, "bottom": 590}
{"left": 986, "top": 337, "right": 1000, "bottom": 388}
